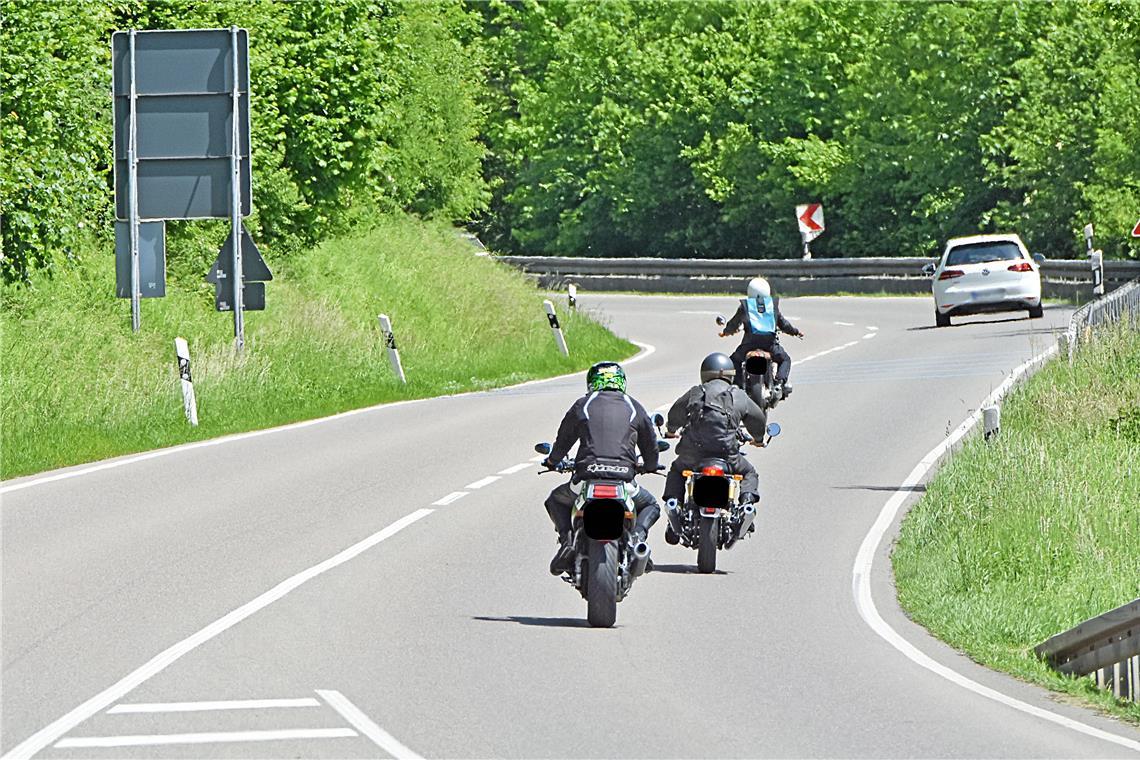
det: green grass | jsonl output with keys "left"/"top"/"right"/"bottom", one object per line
{"left": 893, "top": 325, "right": 1140, "bottom": 723}
{"left": 0, "top": 214, "right": 634, "bottom": 479}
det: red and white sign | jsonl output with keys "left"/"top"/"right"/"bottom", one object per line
{"left": 796, "top": 203, "right": 825, "bottom": 241}
{"left": 1132, "top": 218, "right": 1140, "bottom": 237}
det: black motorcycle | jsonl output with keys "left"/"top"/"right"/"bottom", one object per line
{"left": 534, "top": 441, "right": 669, "bottom": 628}
{"left": 717, "top": 315, "right": 783, "bottom": 409}
{"left": 660, "top": 420, "right": 781, "bottom": 573}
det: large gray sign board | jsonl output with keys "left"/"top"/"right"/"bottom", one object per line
{"left": 115, "top": 221, "right": 166, "bottom": 298}
{"left": 112, "top": 29, "right": 250, "bottom": 220}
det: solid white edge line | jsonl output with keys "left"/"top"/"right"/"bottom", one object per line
{"left": 465, "top": 476, "right": 499, "bottom": 490}
{"left": 497, "top": 463, "right": 533, "bottom": 476}
{"left": 108, "top": 698, "right": 320, "bottom": 713}
{"left": 852, "top": 344, "right": 1140, "bottom": 752}
{"left": 0, "top": 341, "right": 657, "bottom": 496}
{"left": 431, "top": 491, "right": 468, "bottom": 506}
{"left": 54, "top": 728, "right": 357, "bottom": 748}
{"left": 1, "top": 508, "right": 435, "bottom": 760}
{"left": 317, "top": 689, "right": 423, "bottom": 760}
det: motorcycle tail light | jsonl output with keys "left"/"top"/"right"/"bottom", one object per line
{"left": 702, "top": 507, "right": 718, "bottom": 515}
{"left": 1008, "top": 262, "right": 1033, "bottom": 272}
{"left": 701, "top": 466, "right": 724, "bottom": 476}
{"left": 938, "top": 269, "right": 965, "bottom": 280}
{"left": 592, "top": 484, "right": 620, "bottom": 498}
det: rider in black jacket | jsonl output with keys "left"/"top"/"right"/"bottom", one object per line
{"left": 721, "top": 276, "right": 804, "bottom": 399}
{"left": 542, "top": 362, "right": 661, "bottom": 574}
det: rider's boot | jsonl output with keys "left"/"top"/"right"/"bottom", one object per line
{"left": 549, "top": 532, "right": 575, "bottom": 575}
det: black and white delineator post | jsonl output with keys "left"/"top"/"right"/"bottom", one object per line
{"left": 377, "top": 314, "right": 406, "bottom": 383}
{"left": 568, "top": 283, "right": 577, "bottom": 310}
{"left": 228, "top": 26, "right": 246, "bottom": 352}
{"left": 1085, "top": 223, "right": 1105, "bottom": 297}
{"left": 982, "top": 404, "right": 1000, "bottom": 441}
{"left": 543, "top": 299, "right": 569, "bottom": 356}
{"left": 174, "top": 337, "right": 199, "bottom": 426}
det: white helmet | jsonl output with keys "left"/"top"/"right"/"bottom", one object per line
{"left": 747, "top": 276, "right": 771, "bottom": 299}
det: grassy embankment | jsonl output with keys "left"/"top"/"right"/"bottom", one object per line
{"left": 893, "top": 326, "right": 1140, "bottom": 723}
{"left": 1, "top": 215, "right": 634, "bottom": 480}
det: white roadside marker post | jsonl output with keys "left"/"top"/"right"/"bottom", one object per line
{"left": 174, "top": 337, "right": 199, "bottom": 426}
{"left": 377, "top": 314, "right": 407, "bottom": 384}
{"left": 983, "top": 405, "right": 1000, "bottom": 441}
{"left": 543, "top": 299, "right": 569, "bottom": 356}
{"left": 568, "top": 283, "right": 577, "bottom": 310}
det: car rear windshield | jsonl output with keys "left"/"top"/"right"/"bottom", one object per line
{"left": 946, "top": 242, "right": 1023, "bottom": 266}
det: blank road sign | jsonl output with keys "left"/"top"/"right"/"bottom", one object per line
{"left": 115, "top": 221, "right": 166, "bottom": 298}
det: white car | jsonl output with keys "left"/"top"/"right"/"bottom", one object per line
{"left": 925, "top": 233, "right": 1045, "bottom": 327}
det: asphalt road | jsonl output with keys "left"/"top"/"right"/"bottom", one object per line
{"left": 4, "top": 294, "right": 1138, "bottom": 758}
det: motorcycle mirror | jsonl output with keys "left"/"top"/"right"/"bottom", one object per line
{"left": 653, "top": 412, "right": 665, "bottom": 427}
{"left": 534, "top": 442, "right": 552, "bottom": 455}
{"left": 766, "top": 423, "right": 781, "bottom": 437}
{"left": 657, "top": 439, "right": 670, "bottom": 452}
{"left": 715, "top": 315, "right": 726, "bottom": 326}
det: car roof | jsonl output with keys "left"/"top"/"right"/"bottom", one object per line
{"left": 945, "top": 233, "right": 1025, "bottom": 248}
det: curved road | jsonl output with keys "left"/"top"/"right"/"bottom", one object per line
{"left": 4, "top": 295, "right": 1137, "bottom": 758}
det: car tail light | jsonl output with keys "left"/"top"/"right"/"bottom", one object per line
{"left": 938, "top": 270, "right": 965, "bottom": 280}
{"left": 1008, "top": 262, "right": 1033, "bottom": 272}
{"left": 701, "top": 465, "right": 724, "bottom": 476}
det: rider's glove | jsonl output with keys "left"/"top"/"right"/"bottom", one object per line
{"left": 542, "top": 458, "right": 558, "bottom": 471}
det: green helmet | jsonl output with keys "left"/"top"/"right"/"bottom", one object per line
{"left": 587, "top": 361, "right": 627, "bottom": 393}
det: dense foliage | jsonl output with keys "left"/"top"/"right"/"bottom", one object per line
{"left": 2, "top": 0, "right": 1138, "bottom": 283}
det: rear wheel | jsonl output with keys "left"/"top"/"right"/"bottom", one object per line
{"left": 935, "top": 309, "right": 951, "bottom": 328}
{"left": 697, "top": 516, "right": 719, "bottom": 574}
{"left": 1028, "top": 303, "right": 1044, "bottom": 319}
{"left": 586, "top": 540, "right": 618, "bottom": 628}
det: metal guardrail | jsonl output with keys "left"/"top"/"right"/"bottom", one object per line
{"left": 497, "top": 255, "right": 1140, "bottom": 299}
{"left": 1064, "top": 277, "right": 1140, "bottom": 361}
{"left": 1035, "top": 598, "right": 1140, "bottom": 702}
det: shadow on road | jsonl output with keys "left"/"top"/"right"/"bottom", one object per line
{"left": 833, "top": 484, "right": 927, "bottom": 493}
{"left": 471, "top": 615, "right": 589, "bottom": 628}
{"left": 907, "top": 316, "right": 1028, "bottom": 331}
{"left": 649, "top": 563, "right": 727, "bottom": 575}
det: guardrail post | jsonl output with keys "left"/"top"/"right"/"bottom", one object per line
{"left": 174, "top": 337, "right": 199, "bottom": 426}
{"left": 377, "top": 314, "right": 407, "bottom": 384}
{"left": 543, "top": 299, "right": 569, "bottom": 356}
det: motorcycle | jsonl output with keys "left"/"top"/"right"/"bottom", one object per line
{"left": 716, "top": 315, "right": 783, "bottom": 409}
{"left": 533, "top": 440, "right": 669, "bottom": 628}
{"left": 657, "top": 413, "right": 781, "bottom": 574}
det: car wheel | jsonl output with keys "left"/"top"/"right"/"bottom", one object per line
{"left": 1028, "top": 303, "right": 1044, "bottom": 319}
{"left": 935, "top": 309, "right": 951, "bottom": 328}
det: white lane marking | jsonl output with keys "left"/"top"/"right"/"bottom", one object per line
{"left": 431, "top": 491, "right": 468, "bottom": 506}
{"left": 862, "top": 332, "right": 877, "bottom": 340}
{"left": 799, "top": 340, "right": 860, "bottom": 364}
{"left": 54, "top": 728, "right": 357, "bottom": 748}
{"left": 497, "top": 463, "right": 533, "bottom": 475}
{"left": 679, "top": 310, "right": 723, "bottom": 315}
{"left": 108, "top": 698, "right": 319, "bottom": 714}
{"left": 866, "top": 325, "right": 879, "bottom": 330}
{"left": 1, "top": 509, "right": 434, "bottom": 760}
{"left": 0, "top": 341, "right": 657, "bottom": 496}
{"left": 834, "top": 321, "right": 855, "bottom": 326}
{"left": 318, "top": 690, "right": 422, "bottom": 760}
{"left": 464, "top": 476, "right": 499, "bottom": 490}
{"left": 529, "top": 454, "right": 548, "bottom": 463}
{"left": 853, "top": 344, "right": 1140, "bottom": 753}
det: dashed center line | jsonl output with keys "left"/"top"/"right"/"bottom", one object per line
{"left": 866, "top": 325, "right": 879, "bottom": 331}
{"left": 431, "top": 491, "right": 468, "bottom": 506}
{"left": 834, "top": 321, "right": 855, "bottom": 326}
{"left": 863, "top": 332, "right": 877, "bottom": 340}
{"left": 497, "top": 462, "right": 533, "bottom": 475}
{"left": 800, "top": 340, "right": 860, "bottom": 364}
{"left": 465, "top": 476, "right": 500, "bottom": 489}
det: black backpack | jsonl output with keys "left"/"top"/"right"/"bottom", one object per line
{"left": 685, "top": 383, "right": 741, "bottom": 457}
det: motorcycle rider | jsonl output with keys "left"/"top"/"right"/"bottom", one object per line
{"left": 542, "top": 361, "right": 662, "bottom": 575}
{"left": 661, "top": 353, "right": 767, "bottom": 543}
{"left": 721, "top": 276, "right": 804, "bottom": 400}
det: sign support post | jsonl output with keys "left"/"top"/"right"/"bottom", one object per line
{"left": 128, "top": 30, "right": 141, "bottom": 333}
{"left": 229, "top": 26, "right": 245, "bottom": 352}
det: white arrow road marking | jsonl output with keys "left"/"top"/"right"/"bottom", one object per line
{"left": 318, "top": 690, "right": 422, "bottom": 760}
{"left": 108, "top": 698, "right": 320, "bottom": 713}
{"left": 431, "top": 492, "right": 468, "bottom": 506}
{"left": 853, "top": 344, "right": 1140, "bottom": 753}
{"left": 0, "top": 509, "right": 434, "bottom": 760}
{"left": 497, "top": 462, "right": 533, "bottom": 475}
{"left": 54, "top": 729, "right": 357, "bottom": 748}
{"left": 464, "top": 476, "right": 499, "bottom": 490}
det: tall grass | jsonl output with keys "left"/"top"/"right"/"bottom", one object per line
{"left": 893, "top": 326, "right": 1140, "bottom": 723}
{"left": 0, "top": 215, "right": 634, "bottom": 479}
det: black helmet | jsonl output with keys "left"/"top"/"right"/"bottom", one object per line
{"left": 699, "top": 353, "right": 736, "bottom": 383}
{"left": 587, "top": 361, "right": 627, "bottom": 393}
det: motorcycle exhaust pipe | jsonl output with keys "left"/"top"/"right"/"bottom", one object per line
{"left": 736, "top": 504, "right": 757, "bottom": 539}
{"left": 630, "top": 541, "right": 651, "bottom": 578}
{"left": 664, "top": 498, "right": 684, "bottom": 537}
